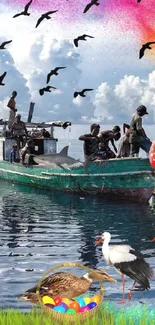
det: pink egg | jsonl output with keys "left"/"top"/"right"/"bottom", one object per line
{"left": 79, "top": 306, "right": 90, "bottom": 313}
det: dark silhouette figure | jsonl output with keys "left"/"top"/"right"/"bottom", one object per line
{"left": 0, "top": 40, "right": 12, "bottom": 49}
{"left": 74, "top": 34, "right": 94, "bottom": 48}
{"left": 35, "top": 10, "right": 58, "bottom": 28}
{"left": 0, "top": 71, "right": 7, "bottom": 86}
{"left": 137, "top": 0, "right": 141, "bottom": 2}
{"left": 46, "top": 67, "right": 66, "bottom": 84}
{"left": 83, "top": 0, "right": 100, "bottom": 14}
{"left": 139, "top": 42, "right": 155, "bottom": 59}
{"left": 39, "top": 86, "right": 57, "bottom": 96}
{"left": 13, "top": 0, "right": 33, "bottom": 18}
{"left": 74, "top": 88, "right": 93, "bottom": 98}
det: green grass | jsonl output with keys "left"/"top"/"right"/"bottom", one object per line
{"left": 0, "top": 304, "right": 154, "bottom": 325}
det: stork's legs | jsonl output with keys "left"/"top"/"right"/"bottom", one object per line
{"left": 128, "top": 281, "right": 136, "bottom": 301}
{"left": 118, "top": 274, "right": 126, "bottom": 304}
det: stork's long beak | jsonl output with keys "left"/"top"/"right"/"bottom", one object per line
{"left": 95, "top": 237, "right": 103, "bottom": 246}
{"left": 106, "top": 276, "right": 117, "bottom": 283}
{"left": 152, "top": 237, "right": 155, "bottom": 242}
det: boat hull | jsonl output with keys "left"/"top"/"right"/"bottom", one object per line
{"left": 0, "top": 158, "right": 155, "bottom": 203}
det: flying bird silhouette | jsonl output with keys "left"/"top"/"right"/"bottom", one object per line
{"left": 0, "top": 40, "right": 12, "bottom": 49}
{"left": 74, "top": 89, "right": 94, "bottom": 98}
{"left": 35, "top": 10, "right": 58, "bottom": 28}
{"left": 83, "top": 0, "right": 100, "bottom": 14}
{"left": 0, "top": 72, "right": 7, "bottom": 86}
{"left": 13, "top": 0, "right": 33, "bottom": 18}
{"left": 139, "top": 42, "right": 155, "bottom": 59}
{"left": 46, "top": 67, "right": 66, "bottom": 84}
{"left": 39, "top": 86, "right": 57, "bottom": 96}
{"left": 74, "top": 34, "right": 94, "bottom": 48}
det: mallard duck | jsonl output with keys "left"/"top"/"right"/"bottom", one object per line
{"left": 17, "top": 269, "right": 116, "bottom": 304}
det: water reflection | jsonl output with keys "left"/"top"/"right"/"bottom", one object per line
{"left": 0, "top": 181, "right": 154, "bottom": 310}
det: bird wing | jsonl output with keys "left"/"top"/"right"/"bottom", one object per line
{"left": 45, "top": 10, "right": 58, "bottom": 15}
{"left": 83, "top": 3, "right": 92, "bottom": 13}
{"left": 147, "top": 42, "right": 155, "bottom": 46}
{"left": 35, "top": 16, "right": 44, "bottom": 28}
{"left": 46, "top": 72, "right": 52, "bottom": 84}
{"left": 74, "top": 92, "right": 78, "bottom": 98}
{"left": 139, "top": 47, "right": 144, "bottom": 59}
{"left": 25, "top": 0, "right": 33, "bottom": 12}
{"left": 2, "top": 40, "right": 12, "bottom": 47}
{"left": 74, "top": 38, "right": 78, "bottom": 47}
{"left": 82, "top": 88, "right": 94, "bottom": 94}
{"left": 13, "top": 13, "right": 23, "bottom": 18}
{"left": 0, "top": 71, "right": 7, "bottom": 81}
{"left": 55, "top": 67, "right": 66, "bottom": 71}
{"left": 83, "top": 34, "right": 94, "bottom": 38}
{"left": 109, "top": 245, "right": 142, "bottom": 264}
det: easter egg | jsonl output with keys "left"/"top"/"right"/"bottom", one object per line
{"left": 66, "top": 309, "right": 77, "bottom": 314}
{"left": 42, "top": 296, "right": 55, "bottom": 305}
{"left": 53, "top": 306, "right": 66, "bottom": 313}
{"left": 79, "top": 306, "right": 90, "bottom": 313}
{"left": 45, "top": 303, "right": 55, "bottom": 309}
{"left": 90, "top": 295, "right": 101, "bottom": 304}
{"left": 83, "top": 297, "right": 90, "bottom": 305}
{"left": 76, "top": 298, "right": 85, "bottom": 308}
{"left": 61, "top": 298, "right": 71, "bottom": 306}
{"left": 59, "top": 302, "right": 69, "bottom": 311}
{"left": 69, "top": 301, "right": 80, "bottom": 312}
{"left": 54, "top": 296, "right": 62, "bottom": 306}
{"left": 87, "top": 302, "right": 97, "bottom": 310}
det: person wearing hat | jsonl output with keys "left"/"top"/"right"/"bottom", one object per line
{"left": 129, "top": 105, "right": 152, "bottom": 157}
{"left": 98, "top": 125, "right": 121, "bottom": 159}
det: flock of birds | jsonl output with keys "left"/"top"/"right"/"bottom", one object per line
{"left": 0, "top": 0, "right": 154, "bottom": 97}
{"left": 17, "top": 231, "right": 154, "bottom": 305}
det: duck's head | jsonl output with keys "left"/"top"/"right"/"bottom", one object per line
{"left": 83, "top": 269, "right": 116, "bottom": 283}
{"left": 95, "top": 231, "right": 111, "bottom": 246}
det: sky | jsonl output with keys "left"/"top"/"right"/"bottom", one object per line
{"left": 0, "top": 0, "right": 155, "bottom": 125}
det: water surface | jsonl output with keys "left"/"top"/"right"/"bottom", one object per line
{"left": 0, "top": 180, "right": 154, "bottom": 311}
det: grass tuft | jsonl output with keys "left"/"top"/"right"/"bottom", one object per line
{"left": 0, "top": 304, "right": 154, "bottom": 325}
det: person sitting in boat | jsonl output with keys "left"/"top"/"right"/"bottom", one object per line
{"left": 117, "top": 123, "right": 131, "bottom": 158}
{"left": 10, "top": 114, "right": 28, "bottom": 150}
{"left": 9, "top": 144, "right": 20, "bottom": 163}
{"left": 41, "top": 128, "right": 50, "bottom": 138}
{"left": 98, "top": 126, "right": 121, "bottom": 159}
{"left": 7, "top": 91, "right": 18, "bottom": 129}
{"left": 79, "top": 123, "right": 101, "bottom": 160}
{"left": 129, "top": 105, "right": 152, "bottom": 157}
{"left": 20, "top": 139, "right": 35, "bottom": 165}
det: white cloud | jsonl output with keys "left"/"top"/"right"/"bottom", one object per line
{"left": 92, "top": 72, "right": 155, "bottom": 124}
{"left": 0, "top": 45, "right": 31, "bottom": 120}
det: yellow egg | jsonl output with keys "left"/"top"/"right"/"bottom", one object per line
{"left": 42, "top": 296, "right": 55, "bottom": 305}
{"left": 61, "top": 298, "right": 71, "bottom": 306}
{"left": 90, "top": 295, "right": 101, "bottom": 304}
{"left": 83, "top": 297, "right": 91, "bottom": 304}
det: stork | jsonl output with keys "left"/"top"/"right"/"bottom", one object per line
{"left": 95, "top": 232, "right": 154, "bottom": 303}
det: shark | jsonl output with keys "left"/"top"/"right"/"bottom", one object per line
{"left": 33, "top": 146, "right": 84, "bottom": 170}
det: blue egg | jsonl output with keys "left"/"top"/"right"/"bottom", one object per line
{"left": 76, "top": 298, "right": 85, "bottom": 308}
{"left": 53, "top": 306, "right": 66, "bottom": 313}
{"left": 87, "top": 302, "right": 97, "bottom": 310}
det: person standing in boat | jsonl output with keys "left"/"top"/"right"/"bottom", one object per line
{"left": 10, "top": 114, "right": 28, "bottom": 153}
{"left": 79, "top": 124, "right": 101, "bottom": 160}
{"left": 98, "top": 126, "right": 121, "bottom": 159}
{"left": 7, "top": 91, "right": 18, "bottom": 129}
{"left": 129, "top": 105, "right": 152, "bottom": 157}
{"left": 117, "top": 123, "right": 131, "bottom": 158}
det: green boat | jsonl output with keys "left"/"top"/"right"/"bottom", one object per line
{"left": 0, "top": 120, "right": 155, "bottom": 204}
